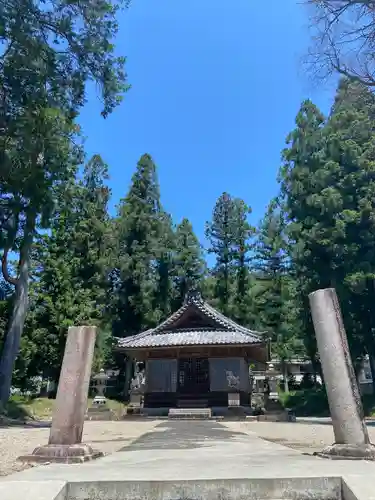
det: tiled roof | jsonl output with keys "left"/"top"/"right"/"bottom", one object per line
{"left": 117, "top": 328, "right": 263, "bottom": 349}
{"left": 115, "top": 290, "right": 265, "bottom": 350}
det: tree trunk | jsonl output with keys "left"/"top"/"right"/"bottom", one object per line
{"left": 0, "top": 213, "right": 35, "bottom": 409}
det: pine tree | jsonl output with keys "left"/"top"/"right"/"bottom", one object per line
{"left": 153, "top": 211, "right": 175, "bottom": 321}
{"left": 278, "top": 99, "right": 327, "bottom": 375}
{"left": 0, "top": 0, "right": 127, "bottom": 407}
{"left": 206, "top": 192, "right": 253, "bottom": 320}
{"left": 322, "top": 79, "right": 375, "bottom": 388}
{"left": 111, "top": 153, "right": 161, "bottom": 337}
{"left": 279, "top": 80, "right": 375, "bottom": 390}
{"left": 254, "top": 201, "right": 303, "bottom": 391}
{"left": 172, "top": 218, "right": 206, "bottom": 310}
{"left": 23, "top": 155, "right": 112, "bottom": 382}
{"left": 231, "top": 198, "right": 254, "bottom": 324}
{"left": 206, "top": 193, "right": 236, "bottom": 315}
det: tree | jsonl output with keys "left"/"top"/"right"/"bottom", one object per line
{"left": 172, "top": 218, "right": 206, "bottom": 310}
{"left": 153, "top": 211, "right": 175, "bottom": 321}
{"left": 206, "top": 193, "right": 242, "bottom": 315}
{"left": 278, "top": 99, "right": 327, "bottom": 376}
{"left": 278, "top": 80, "right": 375, "bottom": 392}
{"left": 231, "top": 198, "right": 254, "bottom": 324}
{"left": 111, "top": 153, "right": 162, "bottom": 337}
{"left": 206, "top": 193, "right": 253, "bottom": 319}
{"left": 254, "top": 200, "right": 303, "bottom": 391}
{"left": 22, "top": 155, "right": 112, "bottom": 383}
{"left": 306, "top": 1, "right": 375, "bottom": 86}
{"left": 321, "top": 78, "right": 375, "bottom": 388}
{"left": 0, "top": 110, "right": 80, "bottom": 407}
{"left": 0, "top": 0, "right": 128, "bottom": 407}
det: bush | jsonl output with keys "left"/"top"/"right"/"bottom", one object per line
{"left": 362, "top": 394, "right": 375, "bottom": 417}
{"left": 280, "top": 387, "right": 375, "bottom": 417}
{"left": 279, "top": 387, "right": 329, "bottom": 416}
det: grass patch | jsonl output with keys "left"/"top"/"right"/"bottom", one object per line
{"left": 2, "top": 395, "right": 125, "bottom": 421}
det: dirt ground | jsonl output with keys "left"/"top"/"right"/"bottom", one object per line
{"left": 224, "top": 420, "right": 375, "bottom": 454}
{"left": 0, "top": 420, "right": 158, "bottom": 477}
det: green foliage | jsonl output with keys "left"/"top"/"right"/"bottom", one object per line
{"left": 0, "top": 0, "right": 128, "bottom": 406}
{"left": 172, "top": 218, "right": 206, "bottom": 310}
{"left": 279, "top": 79, "right": 375, "bottom": 389}
{"left": 110, "top": 153, "right": 163, "bottom": 336}
{"left": 20, "top": 155, "right": 113, "bottom": 382}
{"left": 254, "top": 201, "right": 303, "bottom": 364}
{"left": 206, "top": 192, "right": 254, "bottom": 317}
{"left": 279, "top": 387, "right": 329, "bottom": 417}
{"left": 4, "top": 28, "right": 375, "bottom": 417}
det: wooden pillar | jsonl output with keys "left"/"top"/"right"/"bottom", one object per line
{"left": 123, "top": 354, "right": 133, "bottom": 401}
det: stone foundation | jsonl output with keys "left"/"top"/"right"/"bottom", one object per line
{"left": 315, "top": 443, "right": 375, "bottom": 461}
{"left": 18, "top": 443, "right": 103, "bottom": 464}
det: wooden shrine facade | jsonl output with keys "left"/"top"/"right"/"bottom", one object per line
{"left": 115, "top": 290, "right": 268, "bottom": 411}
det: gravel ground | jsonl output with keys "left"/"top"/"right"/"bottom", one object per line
{"left": 224, "top": 420, "right": 375, "bottom": 454}
{"left": 0, "top": 420, "right": 158, "bottom": 477}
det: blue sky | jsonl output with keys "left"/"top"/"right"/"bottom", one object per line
{"left": 80, "top": 0, "right": 336, "bottom": 245}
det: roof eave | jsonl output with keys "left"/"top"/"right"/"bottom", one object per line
{"left": 115, "top": 341, "right": 267, "bottom": 352}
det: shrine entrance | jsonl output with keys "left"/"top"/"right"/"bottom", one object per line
{"left": 178, "top": 357, "right": 210, "bottom": 395}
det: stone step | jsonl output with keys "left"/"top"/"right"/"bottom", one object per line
{"left": 168, "top": 408, "right": 212, "bottom": 420}
{"left": 177, "top": 399, "right": 208, "bottom": 408}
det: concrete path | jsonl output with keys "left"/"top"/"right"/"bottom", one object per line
{"left": 2, "top": 420, "right": 375, "bottom": 499}
{"left": 2, "top": 420, "right": 375, "bottom": 481}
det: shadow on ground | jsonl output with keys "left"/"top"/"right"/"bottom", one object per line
{"left": 120, "top": 420, "right": 246, "bottom": 452}
{"left": 297, "top": 418, "right": 375, "bottom": 427}
{"left": 0, "top": 415, "right": 51, "bottom": 429}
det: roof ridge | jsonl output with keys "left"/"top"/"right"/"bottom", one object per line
{"left": 202, "top": 302, "right": 265, "bottom": 337}
{"left": 140, "top": 297, "right": 265, "bottom": 341}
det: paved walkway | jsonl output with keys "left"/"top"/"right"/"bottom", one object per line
{"left": 2, "top": 420, "right": 375, "bottom": 499}
{"left": 1, "top": 420, "right": 375, "bottom": 481}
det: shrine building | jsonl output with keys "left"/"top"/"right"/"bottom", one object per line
{"left": 116, "top": 289, "right": 268, "bottom": 415}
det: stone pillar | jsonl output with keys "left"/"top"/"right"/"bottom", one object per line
{"left": 309, "top": 288, "right": 375, "bottom": 459}
{"left": 18, "top": 326, "right": 102, "bottom": 464}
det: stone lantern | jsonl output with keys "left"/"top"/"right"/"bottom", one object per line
{"left": 259, "top": 361, "right": 294, "bottom": 421}
{"left": 266, "top": 362, "right": 279, "bottom": 402}
{"left": 92, "top": 368, "right": 110, "bottom": 407}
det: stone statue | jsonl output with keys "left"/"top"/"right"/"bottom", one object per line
{"left": 226, "top": 370, "right": 240, "bottom": 390}
{"left": 130, "top": 362, "right": 146, "bottom": 394}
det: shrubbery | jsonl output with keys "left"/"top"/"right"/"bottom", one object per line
{"left": 279, "top": 387, "right": 375, "bottom": 417}
{"left": 279, "top": 387, "right": 329, "bottom": 417}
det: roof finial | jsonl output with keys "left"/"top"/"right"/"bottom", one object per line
{"left": 184, "top": 284, "right": 203, "bottom": 305}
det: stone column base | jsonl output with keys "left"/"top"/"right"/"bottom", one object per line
{"left": 315, "top": 443, "right": 375, "bottom": 461}
{"left": 18, "top": 443, "right": 103, "bottom": 464}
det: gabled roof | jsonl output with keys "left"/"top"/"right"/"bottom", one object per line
{"left": 116, "top": 289, "right": 265, "bottom": 350}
